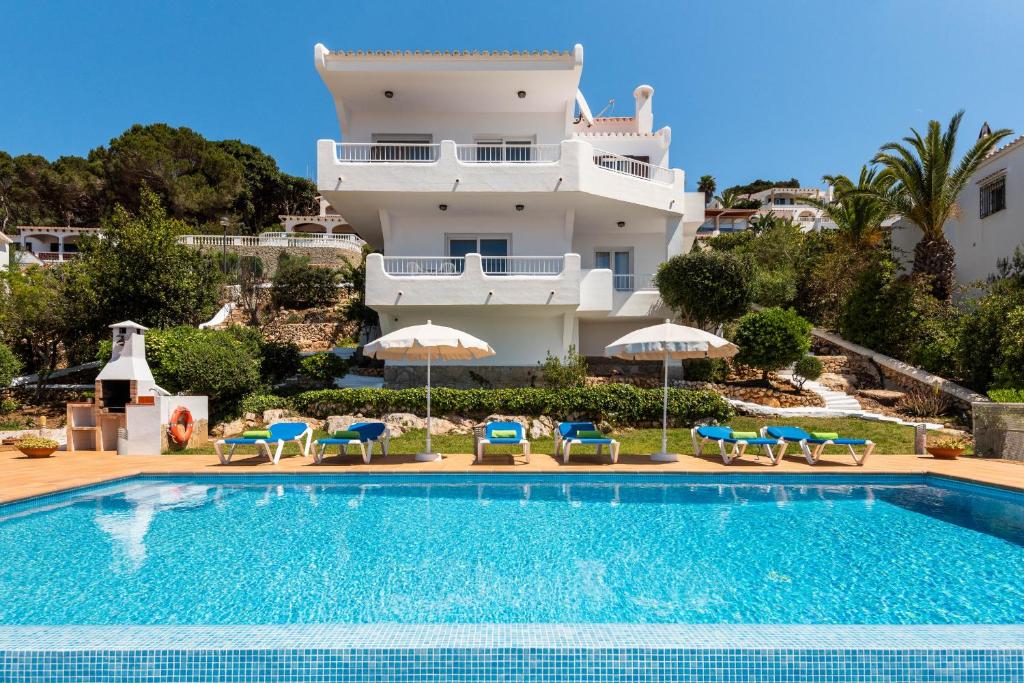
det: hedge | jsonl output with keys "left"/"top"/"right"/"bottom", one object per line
{"left": 290, "top": 384, "right": 733, "bottom": 426}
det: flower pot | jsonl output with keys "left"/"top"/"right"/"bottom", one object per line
{"left": 926, "top": 446, "right": 963, "bottom": 460}
{"left": 19, "top": 447, "right": 57, "bottom": 458}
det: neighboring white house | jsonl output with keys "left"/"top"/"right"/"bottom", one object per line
{"left": 313, "top": 44, "right": 705, "bottom": 384}
{"left": 278, "top": 195, "right": 356, "bottom": 236}
{"left": 746, "top": 186, "right": 835, "bottom": 232}
{"left": 696, "top": 207, "right": 758, "bottom": 239}
{"left": 890, "top": 129, "right": 1023, "bottom": 289}
{"left": 17, "top": 225, "right": 100, "bottom": 264}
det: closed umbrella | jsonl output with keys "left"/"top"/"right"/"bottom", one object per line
{"left": 605, "top": 319, "right": 737, "bottom": 462}
{"left": 364, "top": 320, "right": 495, "bottom": 461}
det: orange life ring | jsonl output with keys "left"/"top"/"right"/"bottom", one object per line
{"left": 168, "top": 406, "right": 194, "bottom": 446}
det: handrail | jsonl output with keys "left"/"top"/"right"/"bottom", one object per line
{"left": 383, "top": 256, "right": 465, "bottom": 276}
{"left": 455, "top": 144, "right": 561, "bottom": 163}
{"left": 480, "top": 255, "right": 564, "bottom": 276}
{"left": 612, "top": 273, "right": 657, "bottom": 292}
{"left": 177, "top": 234, "right": 365, "bottom": 251}
{"left": 335, "top": 142, "right": 439, "bottom": 163}
{"left": 591, "top": 148, "right": 674, "bottom": 185}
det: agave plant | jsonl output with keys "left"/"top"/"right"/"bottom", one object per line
{"left": 869, "top": 111, "right": 1011, "bottom": 300}
{"left": 800, "top": 166, "right": 897, "bottom": 250}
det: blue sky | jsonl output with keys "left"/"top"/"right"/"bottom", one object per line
{"left": 2, "top": 0, "right": 1022, "bottom": 191}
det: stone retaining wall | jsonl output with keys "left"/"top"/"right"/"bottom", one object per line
{"left": 811, "top": 329, "right": 987, "bottom": 411}
{"left": 185, "top": 244, "right": 359, "bottom": 276}
{"left": 973, "top": 401, "right": 1024, "bottom": 460}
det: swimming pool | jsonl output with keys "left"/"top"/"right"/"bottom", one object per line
{"left": 1, "top": 473, "right": 1022, "bottom": 626}
{"left": 1, "top": 473, "right": 1022, "bottom": 682}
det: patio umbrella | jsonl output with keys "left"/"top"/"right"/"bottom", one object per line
{"left": 605, "top": 319, "right": 737, "bottom": 462}
{"left": 364, "top": 320, "right": 495, "bottom": 461}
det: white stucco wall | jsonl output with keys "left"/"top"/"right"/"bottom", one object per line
{"left": 345, "top": 111, "right": 569, "bottom": 145}
{"left": 385, "top": 210, "right": 571, "bottom": 256}
{"left": 891, "top": 141, "right": 1024, "bottom": 290}
{"left": 572, "top": 230, "right": 666, "bottom": 276}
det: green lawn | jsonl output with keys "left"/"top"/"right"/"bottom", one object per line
{"left": 188, "top": 416, "right": 927, "bottom": 458}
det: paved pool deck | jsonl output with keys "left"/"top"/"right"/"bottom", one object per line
{"left": 1, "top": 447, "right": 1021, "bottom": 504}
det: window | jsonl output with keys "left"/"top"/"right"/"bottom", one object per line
{"left": 447, "top": 235, "right": 510, "bottom": 274}
{"left": 596, "top": 249, "right": 633, "bottom": 291}
{"left": 474, "top": 137, "right": 534, "bottom": 162}
{"left": 980, "top": 177, "right": 1006, "bottom": 218}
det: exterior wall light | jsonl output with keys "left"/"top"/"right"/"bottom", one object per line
{"left": 439, "top": 204, "right": 448, "bottom": 211}
{"left": 384, "top": 90, "right": 394, "bottom": 98}
{"left": 617, "top": 221, "right": 626, "bottom": 228}
{"left": 517, "top": 90, "right": 526, "bottom": 98}
{"left": 515, "top": 204, "right": 525, "bottom": 211}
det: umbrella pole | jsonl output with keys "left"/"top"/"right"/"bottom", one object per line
{"left": 426, "top": 349, "right": 431, "bottom": 454}
{"left": 651, "top": 345, "right": 678, "bottom": 462}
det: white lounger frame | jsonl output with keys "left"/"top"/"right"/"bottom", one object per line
{"left": 214, "top": 427, "right": 313, "bottom": 465}
{"left": 560, "top": 439, "right": 619, "bottom": 465}
{"left": 759, "top": 428, "right": 875, "bottom": 465}
{"left": 314, "top": 429, "right": 392, "bottom": 465}
{"left": 475, "top": 437, "right": 531, "bottom": 463}
{"left": 690, "top": 428, "right": 786, "bottom": 465}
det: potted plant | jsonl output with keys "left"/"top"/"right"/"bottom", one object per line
{"left": 15, "top": 436, "right": 59, "bottom": 458}
{"left": 926, "top": 433, "right": 972, "bottom": 460}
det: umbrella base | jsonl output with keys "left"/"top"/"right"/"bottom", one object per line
{"left": 651, "top": 451, "right": 679, "bottom": 463}
{"left": 415, "top": 451, "right": 442, "bottom": 462}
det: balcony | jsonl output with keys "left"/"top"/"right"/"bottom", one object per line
{"left": 177, "top": 232, "right": 365, "bottom": 252}
{"left": 367, "top": 252, "right": 581, "bottom": 309}
{"left": 317, "top": 139, "right": 685, "bottom": 215}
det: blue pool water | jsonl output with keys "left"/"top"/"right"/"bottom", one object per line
{"left": 0, "top": 474, "right": 1021, "bottom": 626}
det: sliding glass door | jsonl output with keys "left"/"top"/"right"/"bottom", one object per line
{"left": 596, "top": 250, "right": 633, "bottom": 291}
{"left": 448, "top": 236, "right": 510, "bottom": 274}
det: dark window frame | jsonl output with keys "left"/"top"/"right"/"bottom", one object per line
{"left": 980, "top": 176, "right": 1007, "bottom": 219}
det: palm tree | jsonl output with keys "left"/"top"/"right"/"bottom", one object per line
{"left": 698, "top": 175, "right": 716, "bottom": 205}
{"left": 714, "top": 187, "right": 740, "bottom": 208}
{"left": 869, "top": 111, "right": 1011, "bottom": 300}
{"left": 800, "top": 166, "right": 896, "bottom": 249}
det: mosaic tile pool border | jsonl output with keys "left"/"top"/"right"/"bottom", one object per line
{"left": 2, "top": 474, "right": 1022, "bottom": 681}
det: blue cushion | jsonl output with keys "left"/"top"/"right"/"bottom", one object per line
{"left": 224, "top": 438, "right": 259, "bottom": 445}
{"left": 808, "top": 437, "right": 867, "bottom": 446}
{"left": 697, "top": 426, "right": 733, "bottom": 440}
{"left": 573, "top": 437, "right": 613, "bottom": 444}
{"left": 766, "top": 426, "right": 812, "bottom": 441}
{"left": 268, "top": 422, "right": 309, "bottom": 441}
{"left": 725, "top": 437, "right": 780, "bottom": 446}
{"left": 348, "top": 422, "right": 387, "bottom": 440}
{"left": 485, "top": 438, "right": 523, "bottom": 445}
{"left": 486, "top": 421, "right": 523, "bottom": 440}
{"left": 559, "top": 422, "right": 596, "bottom": 438}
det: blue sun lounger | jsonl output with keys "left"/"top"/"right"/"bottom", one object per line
{"left": 691, "top": 425, "right": 787, "bottom": 465}
{"left": 761, "top": 426, "right": 874, "bottom": 465}
{"left": 214, "top": 422, "right": 313, "bottom": 465}
{"left": 475, "top": 421, "right": 531, "bottom": 463}
{"left": 554, "top": 421, "right": 619, "bottom": 465}
{"left": 313, "top": 422, "right": 391, "bottom": 464}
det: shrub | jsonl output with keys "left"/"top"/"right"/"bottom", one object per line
{"left": 15, "top": 436, "right": 58, "bottom": 450}
{"left": 993, "top": 306, "right": 1024, "bottom": 389}
{"left": 240, "top": 393, "right": 293, "bottom": 416}
{"left": 271, "top": 253, "right": 339, "bottom": 309}
{"left": 682, "top": 357, "right": 728, "bottom": 383}
{"left": 139, "top": 326, "right": 262, "bottom": 418}
{"left": 792, "top": 354, "right": 823, "bottom": 390}
{"left": 0, "top": 343, "right": 21, "bottom": 388}
{"left": 654, "top": 251, "right": 752, "bottom": 328}
{"left": 290, "top": 385, "right": 734, "bottom": 426}
{"left": 751, "top": 267, "right": 798, "bottom": 307}
{"left": 988, "top": 388, "right": 1024, "bottom": 403}
{"left": 539, "top": 345, "right": 588, "bottom": 388}
{"left": 896, "top": 386, "right": 952, "bottom": 417}
{"left": 733, "top": 307, "right": 812, "bottom": 380}
{"left": 704, "top": 231, "right": 755, "bottom": 252}
{"left": 0, "top": 397, "right": 20, "bottom": 414}
{"left": 956, "top": 286, "right": 1024, "bottom": 392}
{"left": 260, "top": 340, "right": 302, "bottom": 384}
{"left": 299, "top": 352, "right": 349, "bottom": 383}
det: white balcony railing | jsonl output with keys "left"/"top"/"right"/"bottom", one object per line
{"left": 383, "top": 256, "right": 465, "bottom": 276}
{"left": 35, "top": 251, "right": 79, "bottom": 262}
{"left": 177, "top": 233, "right": 365, "bottom": 251}
{"left": 455, "top": 144, "right": 561, "bottom": 163}
{"left": 612, "top": 273, "right": 658, "bottom": 292}
{"left": 480, "top": 255, "right": 564, "bottom": 276}
{"left": 335, "top": 142, "right": 439, "bottom": 163}
{"left": 591, "top": 148, "right": 674, "bottom": 185}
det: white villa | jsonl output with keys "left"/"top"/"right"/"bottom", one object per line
{"left": 313, "top": 44, "right": 705, "bottom": 384}
{"left": 747, "top": 186, "right": 835, "bottom": 232}
{"left": 891, "top": 127, "right": 1023, "bottom": 289}
{"left": 16, "top": 225, "right": 100, "bottom": 265}
{"left": 278, "top": 196, "right": 354, "bottom": 236}
{"left": 0, "top": 233, "right": 11, "bottom": 271}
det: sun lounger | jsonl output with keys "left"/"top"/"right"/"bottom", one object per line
{"left": 214, "top": 422, "right": 313, "bottom": 465}
{"left": 761, "top": 426, "right": 874, "bottom": 465}
{"left": 475, "top": 421, "right": 530, "bottom": 463}
{"left": 555, "top": 421, "right": 619, "bottom": 465}
{"left": 690, "top": 425, "right": 787, "bottom": 465}
{"left": 313, "top": 422, "right": 391, "bottom": 464}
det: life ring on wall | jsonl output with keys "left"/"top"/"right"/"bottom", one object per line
{"left": 168, "top": 406, "right": 194, "bottom": 447}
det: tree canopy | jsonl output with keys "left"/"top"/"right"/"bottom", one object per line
{"left": 0, "top": 124, "right": 316, "bottom": 234}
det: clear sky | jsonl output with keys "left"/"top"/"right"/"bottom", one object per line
{"left": 2, "top": 0, "right": 1022, "bottom": 191}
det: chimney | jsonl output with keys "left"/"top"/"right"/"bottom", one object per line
{"left": 979, "top": 121, "right": 992, "bottom": 140}
{"left": 633, "top": 85, "right": 654, "bottom": 134}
